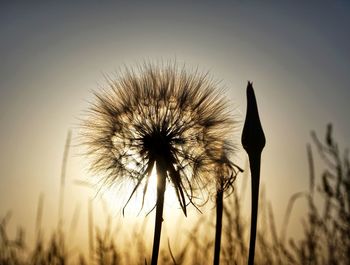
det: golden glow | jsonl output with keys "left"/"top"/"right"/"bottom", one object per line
{"left": 99, "top": 162, "right": 181, "bottom": 216}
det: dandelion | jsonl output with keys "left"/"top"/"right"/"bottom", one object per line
{"left": 209, "top": 141, "right": 242, "bottom": 265}
{"left": 81, "top": 62, "right": 235, "bottom": 265}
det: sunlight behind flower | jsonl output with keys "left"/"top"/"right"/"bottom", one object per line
{"left": 99, "top": 162, "right": 181, "bottom": 216}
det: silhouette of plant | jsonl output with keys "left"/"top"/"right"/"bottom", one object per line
{"left": 0, "top": 213, "right": 26, "bottom": 265}
{"left": 209, "top": 142, "right": 242, "bottom": 265}
{"left": 81, "top": 63, "right": 235, "bottom": 265}
{"left": 284, "top": 124, "right": 350, "bottom": 265}
{"left": 2, "top": 124, "right": 349, "bottom": 264}
{"left": 241, "top": 82, "right": 266, "bottom": 265}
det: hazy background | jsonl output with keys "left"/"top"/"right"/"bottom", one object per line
{"left": 1, "top": 0, "right": 349, "bottom": 252}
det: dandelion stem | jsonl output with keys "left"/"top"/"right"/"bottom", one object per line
{"left": 213, "top": 188, "right": 224, "bottom": 265}
{"left": 151, "top": 161, "right": 167, "bottom": 265}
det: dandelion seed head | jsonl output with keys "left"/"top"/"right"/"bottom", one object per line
{"left": 81, "top": 62, "right": 237, "bottom": 211}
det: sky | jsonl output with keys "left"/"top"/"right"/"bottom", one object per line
{"left": 1, "top": 0, "right": 350, "bottom": 250}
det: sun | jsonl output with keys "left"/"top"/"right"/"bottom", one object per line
{"left": 99, "top": 163, "right": 180, "bottom": 216}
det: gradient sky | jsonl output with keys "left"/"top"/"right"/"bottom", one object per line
{"left": 1, "top": 0, "right": 350, "bottom": 248}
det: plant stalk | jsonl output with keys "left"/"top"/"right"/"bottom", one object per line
{"left": 241, "top": 82, "right": 265, "bottom": 265}
{"left": 247, "top": 153, "right": 261, "bottom": 265}
{"left": 213, "top": 188, "right": 224, "bottom": 265}
{"left": 151, "top": 162, "right": 167, "bottom": 265}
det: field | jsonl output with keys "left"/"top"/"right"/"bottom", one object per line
{"left": 1, "top": 125, "right": 349, "bottom": 265}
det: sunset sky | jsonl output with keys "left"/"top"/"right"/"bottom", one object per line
{"left": 1, "top": 1, "right": 350, "bottom": 250}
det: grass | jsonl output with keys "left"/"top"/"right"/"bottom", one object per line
{"left": 1, "top": 124, "right": 349, "bottom": 264}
